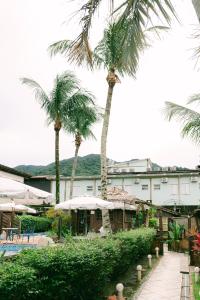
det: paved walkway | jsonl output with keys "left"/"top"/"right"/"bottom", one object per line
{"left": 134, "top": 248, "right": 189, "bottom": 300}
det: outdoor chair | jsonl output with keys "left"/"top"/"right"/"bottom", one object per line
{"left": 21, "top": 227, "right": 35, "bottom": 243}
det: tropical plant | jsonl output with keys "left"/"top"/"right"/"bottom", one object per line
{"left": 61, "top": 0, "right": 176, "bottom": 66}
{"left": 21, "top": 71, "right": 95, "bottom": 203}
{"left": 49, "top": 1, "right": 175, "bottom": 231}
{"left": 168, "top": 222, "right": 185, "bottom": 252}
{"left": 46, "top": 207, "right": 71, "bottom": 237}
{"left": 193, "top": 233, "right": 200, "bottom": 252}
{"left": 164, "top": 98, "right": 200, "bottom": 143}
{"left": 64, "top": 102, "right": 100, "bottom": 198}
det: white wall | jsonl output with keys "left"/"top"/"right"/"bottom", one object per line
{"left": 51, "top": 173, "right": 200, "bottom": 206}
{"left": 0, "top": 170, "right": 24, "bottom": 182}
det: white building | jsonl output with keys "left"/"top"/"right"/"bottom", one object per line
{"left": 107, "top": 158, "right": 152, "bottom": 173}
{"left": 30, "top": 168, "right": 200, "bottom": 210}
{"left": 0, "top": 164, "right": 30, "bottom": 183}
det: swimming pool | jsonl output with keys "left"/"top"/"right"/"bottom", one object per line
{"left": 0, "top": 244, "right": 37, "bottom": 253}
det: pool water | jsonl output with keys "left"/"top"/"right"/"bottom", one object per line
{"left": 0, "top": 244, "right": 36, "bottom": 252}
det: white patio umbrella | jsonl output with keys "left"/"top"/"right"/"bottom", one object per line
{"left": 55, "top": 196, "right": 114, "bottom": 210}
{"left": 0, "top": 202, "right": 37, "bottom": 214}
{"left": 0, "top": 177, "right": 53, "bottom": 205}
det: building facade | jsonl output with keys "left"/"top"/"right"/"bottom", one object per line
{"left": 0, "top": 164, "right": 30, "bottom": 183}
{"left": 30, "top": 169, "right": 200, "bottom": 210}
{"left": 107, "top": 158, "right": 152, "bottom": 173}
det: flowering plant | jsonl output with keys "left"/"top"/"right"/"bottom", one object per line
{"left": 193, "top": 233, "right": 200, "bottom": 252}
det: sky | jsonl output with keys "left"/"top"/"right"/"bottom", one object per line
{"left": 0, "top": 0, "right": 200, "bottom": 169}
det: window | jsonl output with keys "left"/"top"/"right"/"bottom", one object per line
{"left": 97, "top": 186, "right": 101, "bottom": 191}
{"left": 154, "top": 184, "right": 160, "bottom": 190}
{"left": 181, "top": 183, "right": 190, "bottom": 195}
{"left": 86, "top": 186, "right": 93, "bottom": 191}
{"left": 170, "top": 184, "right": 178, "bottom": 195}
{"left": 142, "top": 184, "right": 148, "bottom": 190}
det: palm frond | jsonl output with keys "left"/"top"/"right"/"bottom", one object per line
{"left": 20, "top": 78, "right": 50, "bottom": 110}
{"left": 187, "top": 93, "right": 200, "bottom": 105}
{"left": 93, "top": 19, "right": 147, "bottom": 76}
{"left": 164, "top": 101, "right": 200, "bottom": 144}
{"left": 182, "top": 118, "right": 200, "bottom": 143}
{"left": 52, "top": 0, "right": 176, "bottom": 66}
{"left": 48, "top": 40, "right": 72, "bottom": 57}
{"left": 115, "top": 0, "right": 177, "bottom": 26}
{"left": 164, "top": 101, "right": 200, "bottom": 122}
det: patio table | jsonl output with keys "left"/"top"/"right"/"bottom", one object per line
{"left": 2, "top": 228, "right": 18, "bottom": 241}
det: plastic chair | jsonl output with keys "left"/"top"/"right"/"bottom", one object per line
{"left": 22, "top": 227, "right": 35, "bottom": 243}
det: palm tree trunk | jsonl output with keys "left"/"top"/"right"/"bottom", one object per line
{"left": 101, "top": 82, "right": 115, "bottom": 200}
{"left": 100, "top": 69, "right": 116, "bottom": 233}
{"left": 70, "top": 141, "right": 80, "bottom": 198}
{"left": 55, "top": 128, "right": 60, "bottom": 204}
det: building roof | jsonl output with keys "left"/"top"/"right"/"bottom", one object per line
{"left": 30, "top": 169, "right": 200, "bottom": 181}
{"left": 0, "top": 164, "right": 31, "bottom": 179}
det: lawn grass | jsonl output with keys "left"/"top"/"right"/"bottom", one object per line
{"left": 192, "top": 273, "right": 200, "bottom": 300}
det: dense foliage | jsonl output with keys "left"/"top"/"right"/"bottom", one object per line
{"left": 15, "top": 154, "right": 187, "bottom": 177}
{"left": 45, "top": 208, "right": 71, "bottom": 236}
{"left": 18, "top": 215, "right": 52, "bottom": 233}
{"left": 0, "top": 228, "right": 155, "bottom": 300}
{"left": 15, "top": 154, "right": 101, "bottom": 176}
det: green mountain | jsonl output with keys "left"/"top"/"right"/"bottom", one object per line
{"left": 15, "top": 155, "right": 189, "bottom": 177}
{"left": 15, "top": 154, "right": 101, "bottom": 176}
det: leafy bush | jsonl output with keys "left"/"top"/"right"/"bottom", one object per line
{"left": 46, "top": 208, "right": 71, "bottom": 236}
{"left": 18, "top": 215, "right": 52, "bottom": 233}
{"left": 149, "top": 218, "right": 158, "bottom": 228}
{"left": 0, "top": 228, "right": 155, "bottom": 300}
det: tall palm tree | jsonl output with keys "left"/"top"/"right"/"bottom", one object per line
{"left": 164, "top": 97, "right": 200, "bottom": 143}
{"left": 49, "top": 20, "right": 149, "bottom": 231}
{"left": 21, "top": 71, "right": 95, "bottom": 203}
{"left": 54, "top": 0, "right": 176, "bottom": 66}
{"left": 64, "top": 101, "right": 100, "bottom": 198}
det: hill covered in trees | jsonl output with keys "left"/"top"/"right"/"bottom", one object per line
{"left": 15, "top": 154, "right": 188, "bottom": 176}
{"left": 15, "top": 154, "right": 101, "bottom": 176}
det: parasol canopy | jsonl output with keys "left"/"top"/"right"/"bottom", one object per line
{"left": 0, "top": 176, "right": 53, "bottom": 205}
{"left": 55, "top": 196, "right": 114, "bottom": 210}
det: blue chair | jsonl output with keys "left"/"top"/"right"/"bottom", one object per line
{"left": 22, "top": 227, "right": 35, "bottom": 243}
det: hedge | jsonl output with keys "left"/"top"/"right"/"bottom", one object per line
{"left": 0, "top": 228, "right": 155, "bottom": 300}
{"left": 18, "top": 215, "right": 52, "bottom": 233}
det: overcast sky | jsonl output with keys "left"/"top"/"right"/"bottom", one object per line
{"left": 0, "top": 0, "right": 200, "bottom": 169}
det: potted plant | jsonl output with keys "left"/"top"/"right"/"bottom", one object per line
{"left": 191, "top": 233, "right": 200, "bottom": 266}
{"left": 167, "top": 222, "right": 184, "bottom": 252}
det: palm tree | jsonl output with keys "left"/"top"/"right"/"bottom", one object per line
{"left": 64, "top": 102, "right": 100, "bottom": 198}
{"left": 49, "top": 21, "right": 149, "bottom": 232}
{"left": 164, "top": 97, "right": 200, "bottom": 143}
{"left": 21, "top": 71, "right": 95, "bottom": 203}
{"left": 53, "top": 0, "right": 176, "bottom": 66}
{"left": 49, "top": 18, "right": 170, "bottom": 232}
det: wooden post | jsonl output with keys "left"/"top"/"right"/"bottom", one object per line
{"left": 123, "top": 201, "right": 125, "bottom": 230}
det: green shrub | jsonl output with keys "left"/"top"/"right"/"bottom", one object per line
{"left": 46, "top": 208, "right": 71, "bottom": 236}
{"left": 18, "top": 215, "right": 52, "bottom": 233}
{"left": 0, "top": 228, "right": 156, "bottom": 300}
{"left": 149, "top": 218, "right": 158, "bottom": 228}
{"left": 0, "top": 263, "right": 37, "bottom": 300}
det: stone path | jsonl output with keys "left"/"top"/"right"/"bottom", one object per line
{"left": 134, "top": 248, "right": 189, "bottom": 300}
